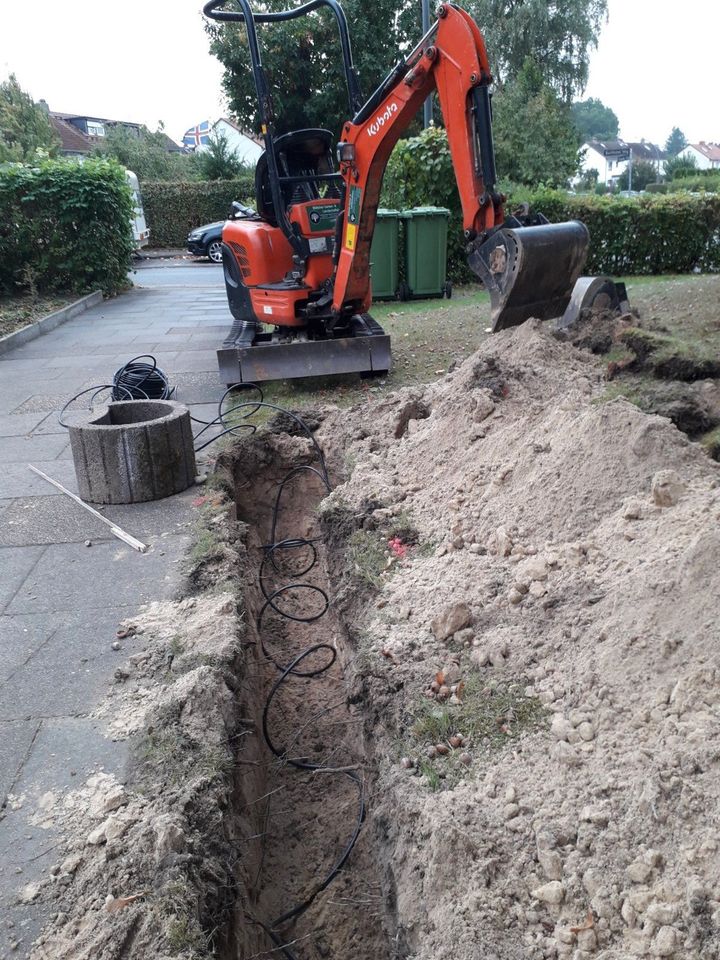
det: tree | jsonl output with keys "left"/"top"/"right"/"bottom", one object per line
{"left": 664, "top": 153, "right": 697, "bottom": 180}
{"left": 195, "top": 129, "right": 246, "bottom": 180}
{"left": 0, "top": 74, "right": 59, "bottom": 163}
{"left": 664, "top": 126, "right": 688, "bottom": 157}
{"left": 206, "top": 0, "right": 415, "bottom": 138}
{"left": 92, "top": 124, "right": 195, "bottom": 182}
{"left": 466, "top": 0, "right": 608, "bottom": 102}
{"left": 492, "top": 59, "right": 581, "bottom": 187}
{"left": 571, "top": 97, "right": 618, "bottom": 142}
{"left": 617, "top": 158, "right": 658, "bottom": 191}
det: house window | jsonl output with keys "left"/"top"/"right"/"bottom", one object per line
{"left": 86, "top": 121, "right": 105, "bottom": 137}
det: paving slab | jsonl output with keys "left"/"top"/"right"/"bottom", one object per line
{"left": 0, "top": 546, "right": 46, "bottom": 613}
{"left": 0, "top": 412, "right": 53, "bottom": 437}
{"left": 0, "top": 607, "right": 141, "bottom": 722}
{"left": 0, "top": 495, "right": 111, "bottom": 546}
{"left": 0, "top": 719, "right": 41, "bottom": 803}
{"left": 6, "top": 534, "right": 189, "bottom": 615}
{"left": 0, "top": 434, "right": 70, "bottom": 464}
{"left": 0, "top": 461, "right": 78, "bottom": 499}
{"left": 0, "top": 717, "right": 129, "bottom": 957}
{"left": 0, "top": 613, "right": 56, "bottom": 683}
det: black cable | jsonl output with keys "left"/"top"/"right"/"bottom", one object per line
{"left": 241, "top": 399, "right": 364, "bottom": 956}
{"left": 58, "top": 355, "right": 173, "bottom": 428}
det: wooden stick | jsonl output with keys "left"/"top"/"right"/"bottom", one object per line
{"left": 28, "top": 465, "right": 148, "bottom": 553}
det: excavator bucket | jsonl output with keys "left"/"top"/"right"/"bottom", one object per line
{"left": 468, "top": 221, "right": 590, "bottom": 331}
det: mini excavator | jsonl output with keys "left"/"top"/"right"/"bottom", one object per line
{"left": 205, "top": 0, "right": 622, "bottom": 384}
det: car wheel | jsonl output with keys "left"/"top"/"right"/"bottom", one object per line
{"left": 207, "top": 240, "right": 223, "bottom": 263}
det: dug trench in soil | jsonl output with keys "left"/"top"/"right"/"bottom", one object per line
{"left": 217, "top": 430, "right": 395, "bottom": 960}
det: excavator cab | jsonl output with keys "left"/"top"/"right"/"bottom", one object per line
{"left": 205, "top": 0, "right": 595, "bottom": 384}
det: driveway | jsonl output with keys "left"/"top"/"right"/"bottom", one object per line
{"left": 0, "top": 260, "right": 231, "bottom": 955}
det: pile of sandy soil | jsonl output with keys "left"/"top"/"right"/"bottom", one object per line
{"left": 317, "top": 320, "right": 720, "bottom": 960}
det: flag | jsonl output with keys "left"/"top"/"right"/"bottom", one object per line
{"left": 182, "top": 120, "right": 211, "bottom": 148}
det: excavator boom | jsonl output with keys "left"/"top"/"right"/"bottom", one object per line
{"left": 332, "top": 3, "right": 589, "bottom": 329}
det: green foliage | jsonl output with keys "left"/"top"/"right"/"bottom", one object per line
{"left": 206, "top": 0, "right": 415, "bottom": 137}
{"left": 194, "top": 129, "right": 246, "bottom": 181}
{"left": 664, "top": 153, "right": 697, "bottom": 179}
{"left": 141, "top": 177, "right": 254, "bottom": 246}
{"left": 492, "top": 59, "right": 581, "bottom": 186}
{"left": 525, "top": 189, "right": 720, "bottom": 275}
{"left": 0, "top": 75, "right": 59, "bottom": 162}
{"left": 616, "top": 158, "right": 659, "bottom": 192}
{"left": 571, "top": 97, "right": 619, "bottom": 141}
{"left": 664, "top": 126, "right": 688, "bottom": 157}
{"left": 0, "top": 158, "right": 134, "bottom": 295}
{"left": 466, "top": 0, "right": 608, "bottom": 101}
{"left": 92, "top": 123, "right": 195, "bottom": 183}
{"left": 575, "top": 167, "right": 600, "bottom": 191}
{"left": 384, "top": 134, "right": 720, "bottom": 279}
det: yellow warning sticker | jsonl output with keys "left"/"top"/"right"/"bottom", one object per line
{"left": 345, "top": 223, "right": 357, "bottom": 250}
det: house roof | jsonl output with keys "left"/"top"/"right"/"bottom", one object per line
{"left": 626, "top": 141, "right": 665, "bottom": 161}
{"left": 49, "top": 116, "right": 92, "bottom": 154}
{"left": 51, "top": 111, "right": 142, "bottom": 128}
{"left": 688, "top": 142, "right": 720, "bottom": 162}
{"left": 585, "top": 138, "right": 628, "bottom": 156}
{"left": 215, "top": 117, "right": 264, "bottom": 147}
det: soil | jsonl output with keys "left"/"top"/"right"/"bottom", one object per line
{"left": 0, "top": 293, "right": 78, "bottom": 337}
{"left": 20, "top": 296, "right": 720, "bottom": 960}
{"left": 311, "top": 319, "right": 720, "bottom": 960}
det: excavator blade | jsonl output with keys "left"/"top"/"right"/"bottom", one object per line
{"left": 468, "top": 220, "right": 590, "bottom": 331}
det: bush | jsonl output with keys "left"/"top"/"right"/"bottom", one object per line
{"left": 526, "top": 190, "right": 720, "bottom": 274}
{"left": 382, "top": 129, "right": 720, "bottom": 278}
{"left": 0, "top": 158, "right": 134, "bottom": 295}
{"left": 142, "top": 177, "right": 255, "bottom": 247}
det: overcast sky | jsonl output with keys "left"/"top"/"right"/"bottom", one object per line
{"left": 1, "top": 0, "right": 717, "bottom": 148}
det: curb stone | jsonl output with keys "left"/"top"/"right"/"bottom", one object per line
{"left": 0, "top": 290, "right": 103, "bottom": 357}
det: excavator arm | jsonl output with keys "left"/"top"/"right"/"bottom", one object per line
{"left": 332, "top": 3, "right": 589, "bottom": 330}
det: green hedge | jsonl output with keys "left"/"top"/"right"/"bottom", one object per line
{"left": 531, "top": 190, "right": 720, "bottom": 274}
{"left": 0, "top": 159, "right": 134, "bottom": 295}
{"left": 142, "top": 178, "right": 255, "bottom": 247}
{"left": 650, "top": 176, "right": 720, "bottom": 194}
{"left": 382, "top": 128, "right": 720, "bottom": 279}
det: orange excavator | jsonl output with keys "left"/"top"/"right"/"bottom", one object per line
{"left": 205, "top": 0, "right": 602, "bottom": 384}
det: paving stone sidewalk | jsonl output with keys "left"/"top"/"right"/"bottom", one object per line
{"left": 0, "top": 262, "right": 230, "bottom": 956}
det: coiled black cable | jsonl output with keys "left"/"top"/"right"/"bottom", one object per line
{"left": 58, "top": 355, "right": 174, "bottom": 428}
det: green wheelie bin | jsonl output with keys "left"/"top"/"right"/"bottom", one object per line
{"left": 400, "top": 206, "right": 452, "bottom": 300}
{"left": 370, "top": 208, "right": 401, "bottom": 299}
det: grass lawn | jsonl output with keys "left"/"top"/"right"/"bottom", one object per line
{"left": 0, "top": 292, "right": 79, "bottom": 338}
{"left": 220, "top": 274, "right": 719, "bottom": 418}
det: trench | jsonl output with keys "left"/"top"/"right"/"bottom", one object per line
{"left": 216, "top": 430, "right": 398, "bottom": 960}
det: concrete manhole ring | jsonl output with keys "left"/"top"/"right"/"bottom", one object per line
{"left": 68, "top": 400, "right": 197, "bottom": 504}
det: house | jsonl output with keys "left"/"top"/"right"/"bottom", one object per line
{"left": 182, "top": 117, "right": 264, "bottom": 166}
{"left": 677, "top": 142, "right": 720, "bottom": 170}
{"left": 37, "top": 101, "right": 182, "bottom": 157}
{"left": 577, "top": 138, "right": 665, "bottom": 187}
{"left": 214, "top": 118, "right": 264, "bottom": 166}
{"left": 578, "top": 139, "right": 630, "bottom": 186}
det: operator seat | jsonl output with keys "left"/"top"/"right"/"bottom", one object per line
{"left": 255, "top": 128, "right": 340, "bottom": 225}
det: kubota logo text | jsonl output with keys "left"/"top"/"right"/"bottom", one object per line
{"left": 366, "top": 102, "right": 398, "bottom": 137}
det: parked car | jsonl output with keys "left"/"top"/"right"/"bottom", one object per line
{"left": 187, "top": 221, "right": 224, "bottom": 262}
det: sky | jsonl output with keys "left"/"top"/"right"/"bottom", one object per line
{"left": 0, "top": 0, "right": 717, "bottom": 148}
